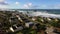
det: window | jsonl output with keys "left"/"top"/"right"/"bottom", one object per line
{"left": 12, "top": 26, "right": 17, "bottom": 30}
{"left": 17, "top": 24, "right": 21, "bottom": 27}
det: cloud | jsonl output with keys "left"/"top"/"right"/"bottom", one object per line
{"left": 0, "top": 5, "right": 8, "bottom": 9}
{"left": 23, "top": 4, "right": 60, "bottom": 9}
{"left": 0, "top": 0, "right": 8, "bottom": 9}
{"left": 15, "top": 2, "right": 20, "bottom": 5}
{"left": 0, "top": 0, "right": 8, "bottom": 5}
{"left": 0, "top": 2, "right": 8, "bottom": 5}
{"left": 53, "top": 4, "right": 60, "bottom": 9}
{"left": 28, "top": 3, "right": 32, "bottom": 6}
{"left": 23, "top": 3, "right": 32, "bottom": 8}
{"left": 31, "top": 4, "right": 60, "bottom": 9}
{"left": 24, "top": 4, "right": 29, "bottom": 8}
{"left": 44, "top": 4, "right": 60, "bottom": 9}
{"left": 0, "top": 0, "right": 5, "bottom": 2}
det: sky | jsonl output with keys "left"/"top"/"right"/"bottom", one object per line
{"left": 0, "top": 0, "right": 60, "bottom": 9}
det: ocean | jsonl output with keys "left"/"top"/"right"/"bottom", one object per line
{"left": 18, "top": 9, "right": 60, "bottom": 14}
{"left": 18, "top": 9, "right": 60, "bottom": 18}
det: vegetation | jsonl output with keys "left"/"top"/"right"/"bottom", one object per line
{"left": 0, "top": 11, "right": 60, "bottom": 34}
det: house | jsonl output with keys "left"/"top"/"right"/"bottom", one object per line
{"left": 10, "top": 24, "right": 23, "bottom": 32}
{"left": 25, "top": 22, "right": 34, "bottom": 28}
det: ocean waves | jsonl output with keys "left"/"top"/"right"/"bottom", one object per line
{"left": 19, "top": 11, "right": 60, "bottom": 18}
{"left": 27, "top": 11, "right": 60, "bottom": 18}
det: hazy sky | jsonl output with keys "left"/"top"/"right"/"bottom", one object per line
{"left": 0, "top": 0, "right": 60, "bottom": 9}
